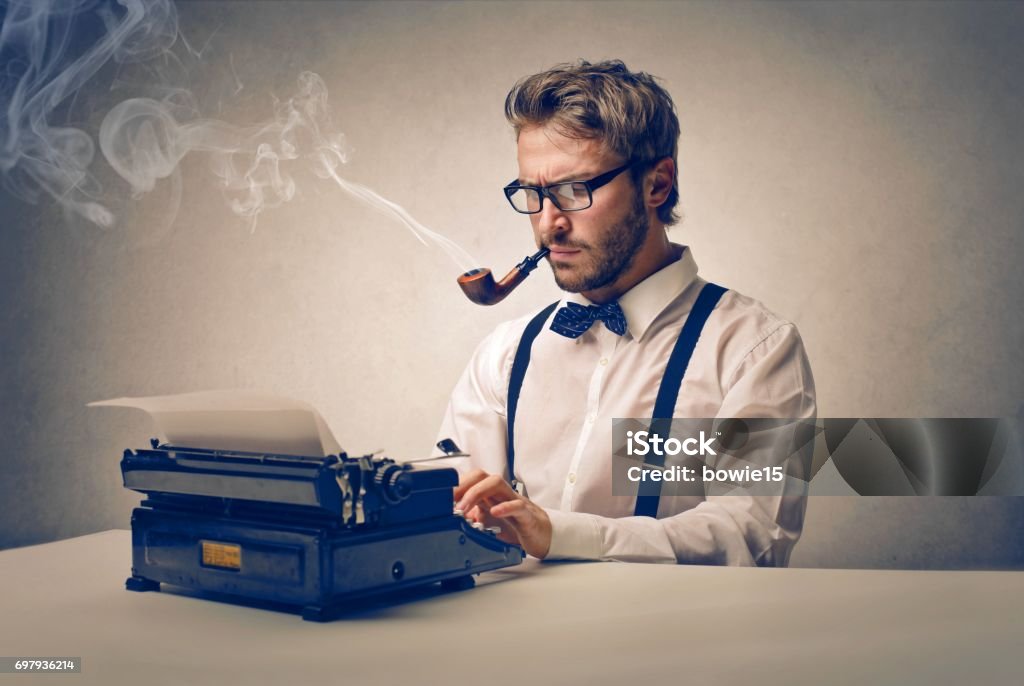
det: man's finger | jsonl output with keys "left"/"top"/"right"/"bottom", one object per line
{"left": 453, "top": 469, "right": 491, "bottom": 501}
{"left": 456, "top": 474, "right": 507, "bottom": 512}
{"left": 489, "top": 499, "right": 527, "bottom": 519}
{"left": 456, "top": 474, "right": 516, "bottom": 513}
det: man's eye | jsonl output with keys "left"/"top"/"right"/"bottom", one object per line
{"left": 554, "top": 184, "right": 576, "bottom": 201}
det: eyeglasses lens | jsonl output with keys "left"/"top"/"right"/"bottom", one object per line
{"left": 556, "top": 183, "right": 591, "bottom": 210}
{"left": 508, "top": 188, "right": 541, "bottom": 213}
{"left": 508, "top": 183, "right": 592, "bottom": 213}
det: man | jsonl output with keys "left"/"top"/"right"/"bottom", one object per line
{"left": 436, "top": 60, "right": 815, "bottom": 566}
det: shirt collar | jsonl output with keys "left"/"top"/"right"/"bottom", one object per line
{"left": 565, "top": 243, "right": 699, "bottom": 342}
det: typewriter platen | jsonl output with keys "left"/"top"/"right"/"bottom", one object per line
{"left": 121, "top": 441, "right": 523, "bottom": 621}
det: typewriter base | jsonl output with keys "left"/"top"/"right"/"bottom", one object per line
{"left": 126, "top": 505, "right": 522, "bottom": 621}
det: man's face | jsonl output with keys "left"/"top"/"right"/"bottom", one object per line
{"left": 516, "top": 125, "right": 648, "bottom": 295}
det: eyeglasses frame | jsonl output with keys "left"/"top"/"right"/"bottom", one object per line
{"left": 502, "top": 160, "right": 639, "bottom": 214}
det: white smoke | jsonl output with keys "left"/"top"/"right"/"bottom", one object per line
{"left": 313, "top": 148, "right": 478, "bottom": 271}
{"left": 98, "top": 71, "right": 348, "bottom": 226}
{"left": 0, "top": 0, "right": 178, "bottom": 227}
{"left": 0, "top": 0, "right": 477, "bottom": 270}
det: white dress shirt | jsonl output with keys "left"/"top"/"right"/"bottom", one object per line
{"left": 434, "top": 244, "right": 816, "bottom": 566}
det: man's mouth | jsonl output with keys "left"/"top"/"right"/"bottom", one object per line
{"left": 547, "top": 248, "right": 582, "bottom": 263}
{"left": 547, "top": 244, "right": 584, "bottom": 257}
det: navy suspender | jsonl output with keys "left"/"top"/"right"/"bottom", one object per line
{"left": 633, "top": 282, "right": 727, "bottom": 517}
{"left": 506, "top": 301, "right": 560, "bottom": 488}
{"left": 506, "top": 283, "right": 726, "bottom": 516}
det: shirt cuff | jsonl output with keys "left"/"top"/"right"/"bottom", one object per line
{"left": 544, "top": 508, "right": 604, "bottom": 560}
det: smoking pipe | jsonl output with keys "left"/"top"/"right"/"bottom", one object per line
{"left": 457, "top": 247, "right": 550, "bottom": 305}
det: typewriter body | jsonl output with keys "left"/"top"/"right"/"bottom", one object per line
{"left": 121, "top": 441, "right": 522, "bottom": 621}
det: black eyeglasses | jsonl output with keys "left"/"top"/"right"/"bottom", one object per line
{"left": 503, "top": 161, "right": 636, "bottom": 214}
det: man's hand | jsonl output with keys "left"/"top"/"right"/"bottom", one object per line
{"left": 454, "top": 469, "right": 552, "bottom": 559}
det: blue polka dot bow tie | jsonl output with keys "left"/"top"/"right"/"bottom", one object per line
{"left": 549, "top": 301, "right": 628, "bottom": 339}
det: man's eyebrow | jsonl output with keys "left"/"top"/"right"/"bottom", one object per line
{"left": 516, "top": 170, "right": 593, "bottom": 186}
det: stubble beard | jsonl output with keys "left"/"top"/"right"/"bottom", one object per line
{"left": 549, "top": 192, "right": 650, "bottom": 294}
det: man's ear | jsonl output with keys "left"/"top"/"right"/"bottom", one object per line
{"left": 646, "top": 157, "right": 675, "bottom": 209}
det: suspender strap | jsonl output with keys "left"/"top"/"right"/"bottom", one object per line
{"left": 504, "top": 283, "right": 726, "bottom": 516}
{"left": 506, "top": 301, "right": 559, "bottom": 485}
{"left": 634, "top": 282, "right": 727, "bottom": 518}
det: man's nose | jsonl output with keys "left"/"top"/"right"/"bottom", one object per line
{"left": 537, "top": 196, "right": 570, "bottom": 237}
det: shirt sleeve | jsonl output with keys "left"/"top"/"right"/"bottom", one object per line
{"left": 432, "top": 321, "right": 519, "bottom": 479}
{"left": 545, "top": 322, "right": 817, "bottom": 566}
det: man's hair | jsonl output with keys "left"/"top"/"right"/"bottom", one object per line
{"left": 504, "top": 59, "right": 681, "bottom": 226}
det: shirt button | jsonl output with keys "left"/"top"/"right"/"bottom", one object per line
{"left": 586, "top": 413, "right": 596, "bottom": 423}
{"left": 567, "top": 472, "right": 577, "bottom": 484}
{"left": 599, "top": 358, "right": 608, "bottom": 366}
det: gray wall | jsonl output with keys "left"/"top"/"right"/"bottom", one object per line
{"left": 2, "top": 0, "right": 1022, "bottom": 568}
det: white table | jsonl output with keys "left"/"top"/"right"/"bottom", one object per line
{"left": 0, "top": 530, "right": 1021, "bottom": 685}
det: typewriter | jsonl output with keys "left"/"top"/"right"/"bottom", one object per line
{"left": 121, "top": 440, "right": 523, "bottom": 621}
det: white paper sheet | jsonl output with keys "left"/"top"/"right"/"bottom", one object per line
{"left": 89, "top": 390, "right": 343, "bottom": 457}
